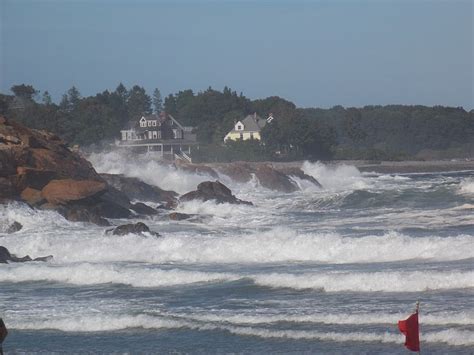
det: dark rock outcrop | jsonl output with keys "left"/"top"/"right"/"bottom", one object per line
{"left": 41, "top": 179, "right": 107, "bottom": 205}
{"left": 276, "top": 167, "right": 322, "bottom": 188}
{"left": 254, "top": 165, "right": 298, "bottom": 192}
{"left": 108, "top": 222, "right": 160, "bottom": 237}
{"left": 169, "top": 212, "right": 194, "bottom": 221}
{"left": 20, "top": 187, "right": 45, "bottom": 206}
{"left": 100, "top": 173, "right": 178, "bottom": 206}
{"left": 130, "top": 202, "right": 158, "bottom": 216}
{"left": 6, "top": 221, "right": 22, "bottom": 234}
{"left": 0, "top": 117, "right": 139, "bottom": 224}
{"left": 215, "top": 162, "right": 253, "bottom": 183}
{"left": 180, "top": 181, "right": 252, "bottom": 205}
{"left": 214, "top": 162, "right": 320, "bottom": 192}
{"left": 0, "top": 246, "right": 52, "bottom": 263}
{"left": 63, "top": 206, "right": 110, "bottom": 226}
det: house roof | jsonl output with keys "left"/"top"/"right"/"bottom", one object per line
{"left": 239, "top": 114, "right": 267, "bottom": 132}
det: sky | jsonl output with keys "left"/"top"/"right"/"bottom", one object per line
{"left": 1, "top": 0, "right": 473, "bottom": 109}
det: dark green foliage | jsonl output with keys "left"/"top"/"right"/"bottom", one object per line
{"left": 193, "top": 140, "right": 268, "bottom": 163}
{"left": 127, "top": 85, "right": 152, "bottom": 119}
{"left": 1, "top": 83, "right": 472, "bottom": 161}
{"left": 10, "top": 84, "right": 38, "bottom": 100}
{"left": 152, "top": 88, "right": 163, "bottom": 113}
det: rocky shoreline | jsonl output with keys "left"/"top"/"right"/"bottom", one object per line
{"left": 0, "top": 116, "right": 320, "bottom": 232}
{"left": 1, "top": 115, "right": 473, "bottom": 263}
{"left": 265, "top": 159, "right": 474, "bottom": 174}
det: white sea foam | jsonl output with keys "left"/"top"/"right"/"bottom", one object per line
{"left": 162, "top": 310, "right": 474, "bottom": 326}
{"left": 88, "top": 150, "right": 213, "bottom": 194}
{"left": 302, "top": 161, "right": 369, "bottom": 190}
{"left": 1, "top": 262, "right": 472, "bottom": 293}
{"left": 2, "top": 220, "right": 473, "bottom": 264}
{"left": 459, "top": 178, "right": 474, "bottom": 195}
{"left": 8, "top": 314, "right": 474, "bottom": 346}
{"left": 252, "top": 270, "right": 474, "bottom": 292}
{"left": 0, "top": 263, "right": 239, "bottom": 287}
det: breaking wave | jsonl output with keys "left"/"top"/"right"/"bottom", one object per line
{"left": 2, "top": 216, "right": 473, "bottom": 265}
{"left": 8, "top": 314, "right": 473, "bottom": 346}
{"left": 0, "top": 263, "right": 239, "bottom": 288}
{"left": 161, "top": 310, "right": 474, "bottom": 326}
{"left": 459, "top": 178, "right": 474, "bottom": 195}
{"left": 88, "top": 150, "right": 213, "bottom": 194}
{"left": 1, "top": 263, "right": 472, "bottom": 293}
{"left": 251, "top": 270, "right": 474, "bottom": 292}
{"left": 302, "top": 162, "right": 369, "bottom": 191}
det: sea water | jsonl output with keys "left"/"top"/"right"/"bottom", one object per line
{"left": 1, "top": 154, "right": 473, "bottom": 354}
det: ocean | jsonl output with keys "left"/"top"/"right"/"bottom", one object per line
{"left": 1, "top": 154, "right": 473, "bottom": 354}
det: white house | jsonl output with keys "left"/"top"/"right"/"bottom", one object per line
{"left": 224, "top": 113, "right": 274, "bottom": 142}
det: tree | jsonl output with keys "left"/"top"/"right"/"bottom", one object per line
{"left": 127, "top": 85, "right": 152, "bottom": 119}
{"left": 67, "top": 86, "right": 81, "bottom": 109}
{"left": 164, "top": 94, "right": 177, "bottom": 116}
{"left": 10, "top": 84, "right": 38, "bottom": 100}
{"left": 152, "top": 88, "right": 163, "bottom": 113}
{"left": 42, "top": 91, "right": 53, "bottom": 105}
{"left": 115, "top": 82, "right": 128, "bottom": 101}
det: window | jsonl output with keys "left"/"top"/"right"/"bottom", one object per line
{"left": 237, "top": 124, "right": 243, "bottom": 130}
{"left": 250, "top": 133, "right": 254, "bottom": 139}
{"left": 240, "top": 133, "right": 243, "bottom": 140}
{"left": 152, "top": 121, "right": 157, "bottom": 126}
{"left": 148, "top": 121, "right": 152, "bottom": 127}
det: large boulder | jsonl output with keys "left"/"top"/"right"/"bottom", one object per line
{"left": 63, "top": 206, "right": 110, "bottom": 226}
{"left": 0, "top": 116, "right": 104, "bottom": 201}
{"left": 0, "top": 117, "right": 142, "bottom": 225}
{"left": 275, "top": 167, "right": 322, "bottom": 188}
{"left": 215, "top": 162, "right": 253, "bottom": 183}
{"left": 180, "top": 181, "right": 252, "bottom": 205}
{"left": 100, "top": 173, "right": 178, "bottom": 206}
{"left": 5, "top": 221, "right": 22, "bottom": 234}
{"left": 130, "top": 202, "right": 158, "bottom": 216}
{"left": 254, "top": 165, "right": 298, "bottom": 192}
{"left": 41, "top": 179, "right": 107, "bottom": 205}
{"left": 0, "top": 246, "right": 52, "bottom": 263}
{"left": 15, "top": 167, "right": 57, "bottom": 191}
{"left": 20, "top": 187, "right": 45, "bottom": 206}
{"left": 0, "top": 177, "right": 16, "bottom": 201}
{"left": 108, "top": 222, "right": 160, "bottom": 237}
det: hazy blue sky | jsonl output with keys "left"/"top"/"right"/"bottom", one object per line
{"left": 1, "top": 0, "right": 472, "bottom": 108}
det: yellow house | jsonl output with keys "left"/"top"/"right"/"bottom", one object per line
{"left": 224, "top": 113, "right": 274, "bottom": 142}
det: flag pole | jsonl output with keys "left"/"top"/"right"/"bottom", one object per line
{"left": 416, "top": 301, "right": 420, "bottom": 355}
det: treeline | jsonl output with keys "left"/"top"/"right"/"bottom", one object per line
{"left": 1, "top": 84, "right": 473, "bottom": 161}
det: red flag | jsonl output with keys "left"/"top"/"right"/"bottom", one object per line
{"left": 398, "top": 312, "right": 420, "bottom": 352}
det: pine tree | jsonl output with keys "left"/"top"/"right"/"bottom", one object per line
{"left": 152, "top": 88, "right": 163, "bottom": 113}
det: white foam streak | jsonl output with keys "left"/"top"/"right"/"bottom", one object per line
{"left": 1, "top": 263, "right": 472, "bottom": 292}
{"left": 0, "top": 263, "right": 238, "bottom": 287}
{"left": 253, "top": 270, "right": 474, "bottom": 292}
{"left": 8, "top": 314, "right": 474, "bottom": 346}
{"left": 177, "top": 311, "right": 474, "bottom": 326}
{"left": 2, "top": 223, "right": 473, "bottom": 264}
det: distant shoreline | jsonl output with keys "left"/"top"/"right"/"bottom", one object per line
{"left": 261, "top": 159, "right": 474, "bottom": 174}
